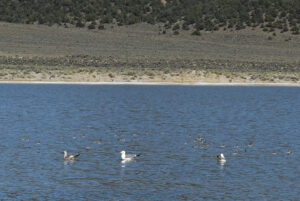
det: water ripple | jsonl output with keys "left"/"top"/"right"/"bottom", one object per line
{"left": 0, "top": 85, "right": 299, "bottom": 200}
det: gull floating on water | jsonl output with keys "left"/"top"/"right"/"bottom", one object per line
{"left": 64, "top": 151, "right": 80, "bottom": 160}
{"left": 120, "top": 150, "right": 140, "bottom": 162}
{"left": 217, "top": 153, "right": 226, "bottom": 163}
{"left": 286, "top": 151, "right": 292, "bottom": 155}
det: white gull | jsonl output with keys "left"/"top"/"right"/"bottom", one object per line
{"left": 120, "top": 150, "right": 140, "bottom": 162}
{"left": 64, "top": 150, "right": 80, "bottom": 160}
{"left": 217, "top": 153, "right": 226, "bottom": 163}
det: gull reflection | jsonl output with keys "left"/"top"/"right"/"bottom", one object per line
{"left": 64, "top": 160, "right": 75, "bottom": 166}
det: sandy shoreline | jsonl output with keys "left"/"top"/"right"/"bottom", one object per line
{"left": 1, "top": 80, "right": 300, "bottom": 87}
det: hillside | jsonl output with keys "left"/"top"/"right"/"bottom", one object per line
{"left": 0, "top": 22, "right": 299, "bottom": 84}
{"left": 0, "top": 0, "right": 299, "bottom": 34}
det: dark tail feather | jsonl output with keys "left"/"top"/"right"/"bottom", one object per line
{"left": 136, "top": 154, "right": 141, "bottom": 157}
{"left": 75, "top": 153, "right": 80, "bottom": 158}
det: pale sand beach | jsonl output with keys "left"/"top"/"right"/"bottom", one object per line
{"left": 1, "top": 80, "right": 300, "bottom": 87}
{"left": 1, "top": 67, "right": 300, "bottom": 86}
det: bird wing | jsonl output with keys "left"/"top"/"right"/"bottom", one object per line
{"left": 127, "top": 154, "right": 140, "bottom": 159}
{"left": 67, "top": 153, "right": 80, "bottom": 160}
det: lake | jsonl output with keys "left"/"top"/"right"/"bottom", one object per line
{"left": 0, "top": 84, "right": 299, "bottom": 200}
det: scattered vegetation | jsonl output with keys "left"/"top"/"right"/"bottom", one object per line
{"left": 192, "top": 30, "right": 202, "bottom": 36}
{"left": 0, "top": 0, "right": 299, "bottom": 34}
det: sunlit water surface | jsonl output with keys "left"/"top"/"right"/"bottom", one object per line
{"left": 0, "top": 84, "right": 299, "bottom": 200}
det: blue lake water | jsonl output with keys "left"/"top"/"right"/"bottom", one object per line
{"left": 0, "top": 84, "right": 300, "bottom": 200}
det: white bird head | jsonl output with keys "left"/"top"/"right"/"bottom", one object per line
{"left": 120, "top": 150, "right": 126, "bottom": 159}
{"left": 64, "top": 151, "right": 67, "bottom": 158}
